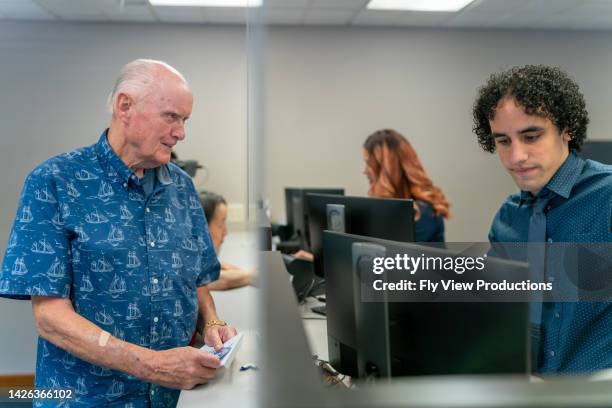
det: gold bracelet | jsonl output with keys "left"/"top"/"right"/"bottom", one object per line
{"left": 205, "top": 319, "right": 227, "bottom": 329}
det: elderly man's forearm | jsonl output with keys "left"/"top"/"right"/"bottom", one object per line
{"left": 32, "top": 296, "right": 155, "bottom": 381}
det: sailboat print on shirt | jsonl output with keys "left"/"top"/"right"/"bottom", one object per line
{"left": 67, "top": 182, "right": 80, "bottom": 198}
{"left": 174, "top": 176, "right": 186, "bottom": 191}
{"left": 80, "top": 274, "right": 93, "bottom": 293}
{"left": 126, "top": 251, "right": 141, "bottom": 269}
{"left": 173, "top": 300, "right": 183, "bottom": 317}
{"left": 34, "top": 187, "right": 57, "bottom": 204}
{"left": 156, "top": 227, "right": 169, "bottom": 246}
{"left": 11, "top": 257, "right": 28, "bottom": 276}
{"left": 161, "top": 276, "right": 173, "bottom": 294}
{"left": 189, "top": 195, "right": 200, "bottom": 210}
{"left": 75, "top": 377, "right": 88, "bottom": 396}
{"left": 94, "top": 307, "right": 114, "bottom": 325}
{"left": 90, "top": 257, "right": 113, "bottom": 273}
{"left": 164, "top": 208, "right": 176, "bottom": 224}
{"left": 75, "top": 225, "right": 90, "bottom": 243}
{"left": 0, "top": 280, "right": 9, "bottom": 293}
{"left": 7, "top": 232, "right": 17, "bottom": 249}
{"left": 170, "top": 197, "right": 184, "bottom": 210}
{"left": 97, "top": 181, "right": 114, "bottom": 202}
{"left": 46, "top": 258, "right": 66, "bottom": 281}
{"left": 171, "top": 252, "right": 183, "bottom": 269}
{"left": 30, "top": 283, "right": 47, "bottom": 296}
{"left": 119, "top": 205, "right": 133, "bottom": 225}
{"left": 85, "top": 209, "right": 109, "bottom": 224}
{"left": 75, "top": 169, "right": 99, "bottom": 181}
{"left": 31, "top": 238, "right": 55, "bottom": 254}
{"left": 61, "top": 352, "right": 76, "bottom": 369}
{"left": 19, "top": 206, "right": 33, "bottom": 224}
{"left": 107, "top": 225, "right": 125, "bottom": 247}
{"left": 89, "top": 364, "right": 112, "bottom": 377}
{"left": 51, "top": 211, "right": 63, "bottom": 228}
{"left": 108, "top": 274, "right": 126, "bottom": 298}
{"left": 126, "top": 303, "right": 142, "bottom": 321}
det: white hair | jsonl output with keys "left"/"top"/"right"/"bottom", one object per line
{"left": 106, "top": 59, "right": 188, "bottom": 115}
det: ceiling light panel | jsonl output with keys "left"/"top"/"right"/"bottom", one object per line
{"left": 367, "top": 0, "right": 474, "bottom": 12}
{"left": 150, "top": 0, "right": 262, "bottom": 7}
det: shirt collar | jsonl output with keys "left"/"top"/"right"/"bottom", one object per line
{"left": 519, "top": 150, "right": 584, "bottom": 206}
{"left": 95, "top": 129, "right": 174, "bottom": 187}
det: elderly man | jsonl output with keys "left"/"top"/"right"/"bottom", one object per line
{"left": 0, "top": 59, "right": 235, "bottom": 406}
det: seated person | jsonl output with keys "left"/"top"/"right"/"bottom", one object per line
{"left": 363, "top": 129, "right": 450, "bottom": 242}
{"left": 200, "top": 191, "right": 254, "bottom": 290}
{"left": 294, "top": 129, "right": 450, "bottom": 261}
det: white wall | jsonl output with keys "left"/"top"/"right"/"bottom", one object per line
{"left": 0, "top": 20, "right": 247, "bottom": 374}
{"left": 263, "top": 26, "right": 612, "bottom": 242}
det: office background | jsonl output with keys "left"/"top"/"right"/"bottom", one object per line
{"left": 263, "top": 26, "right": 612, "bottom": 242}
{"left": 1, "top": 0, "right": 612, "bottom": 378}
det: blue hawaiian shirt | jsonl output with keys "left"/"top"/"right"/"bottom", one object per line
{"left": 0, "top": 131, "right": 220, "bottom": 407}
{"left": 489, "top": 151, "right": 612, "bottom": 374}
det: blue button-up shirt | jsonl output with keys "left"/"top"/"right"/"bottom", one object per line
{"left": 489, "top": 151, "right": 612, "bottom": 374}
{"left": 1, "top": 131, "right": 220, "bottom": 407}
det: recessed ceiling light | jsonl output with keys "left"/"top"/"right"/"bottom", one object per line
{"left": 367, "top": 0, "right": 474, "bottom": 12}
{"left": 149, "top": 0, "right": 262, "bottom": 7}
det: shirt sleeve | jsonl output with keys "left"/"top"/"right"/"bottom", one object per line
{"left": 0, "top": 166, "right": 73, "bottom": 300}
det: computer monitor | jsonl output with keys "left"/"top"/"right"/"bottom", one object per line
{"left": 284, "top": 188, "right": 344, "bottom": 249}
{"left": 306, "top": 194, "right": 415, "bottom": 278}
{"left": 323, "top": 230, "right": 529, "bottom": 379}
{"left": 579, "top": 141, "right": 612, "bottom": 164}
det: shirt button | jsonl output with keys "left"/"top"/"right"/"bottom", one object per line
{"left": 146, "top": 207, "right": 150, "bottom": 213}
{"left": 123, "top": 183, "right": 127, "bottom": 188}
{"left": 547, "top": 238, "right": 553, "bottom": 243}
{"left": 554, "top": 312, "right": 560, "bottom": 319}
{"left": 151, "top": 389, "right": 155, "bottom": 396}
{"left": 548, "top": 276, "right": 555, "bottom": 283}
{"left": 150, "top": 241, "right": 155, "bottom": 248}
{"left": 153, "top": 317, "right": 159, "bottom": 323}
{"left": 153, "top": 278, "right": 159, "bottom": 284}
{"left": 550, "top": 350, "right": 555, "bottom": 357}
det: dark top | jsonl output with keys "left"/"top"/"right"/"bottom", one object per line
{"left": 415, "top": 200, "right": 445, "bottom": 242}
{"left": 489, "top": 151, "right": 612, "bottom": 374}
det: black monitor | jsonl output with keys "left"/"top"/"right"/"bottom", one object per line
{"left": 306, "top": 194, "right": 415, "bottom": 278}
{"left": 323, "top": 230, "right": 529, "bottom": 379}
{"left": 579, "top": 141, "right": 612, "bottom": 165}
{"left": 284, "top": 188, "right": 344, "bottom": 249}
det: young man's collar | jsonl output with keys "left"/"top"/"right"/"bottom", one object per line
{"left": 519, "top": 150, "right": 584, "bottom": 205}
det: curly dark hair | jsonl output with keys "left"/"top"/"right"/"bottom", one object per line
{"left": 472, "top": 65, "right": 589, "bottom": 153}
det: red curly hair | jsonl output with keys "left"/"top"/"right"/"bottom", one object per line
{"left": 363, "top": 129, "right": 450, "bottom": 219}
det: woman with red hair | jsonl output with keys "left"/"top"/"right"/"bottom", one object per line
{"left": 363, "top": 129, "right": 450, "bottom": 242}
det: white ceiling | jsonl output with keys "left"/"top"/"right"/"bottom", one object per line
{"left": 1, "top": 0, "right": 612, "bottom": 30}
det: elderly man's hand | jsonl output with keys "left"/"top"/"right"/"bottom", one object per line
{"left": 204, "top": 324, "right": 237, "bottom": 351}
{"left": 145, "top": 346, "right": 220, "bottom": 390}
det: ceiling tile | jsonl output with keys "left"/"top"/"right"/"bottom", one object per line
{"left": 0, "top": 1, "right": 53, "bottom": 20}
{"left": 203, "top": 7, "right": 247, "bottom": 24}
{"left": 310, "top": 0, "right": 367, "bottom": 10}
{"left": 353, "top": 10, "right": 452, "bottom": 27}
{"left": 263, "top": 7, "right": 303, "bottom": 24}
{"left": 303, "top": 7, "right": 354, "bottom": 24}
{"left": 154, "top": 5, "right": 205, "bottom": 23}
{"left": 265, "top": 0, "right": 310, "bottom": 8}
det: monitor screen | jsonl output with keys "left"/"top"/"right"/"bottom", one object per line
{"left": 579, "top": 141, "right": 612, "bottom": 164}
{"left": 323, "top": 230, "right": 529, "bottom": 379}
{"left": 284, "top": 188, "right": 344, "bottom": 248}
{"left": 306, "top": 194, "right": 415, "bottom": 278}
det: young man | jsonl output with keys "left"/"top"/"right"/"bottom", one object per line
{"left": 472, "top": 65, "right": 611, "bottom": 374}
